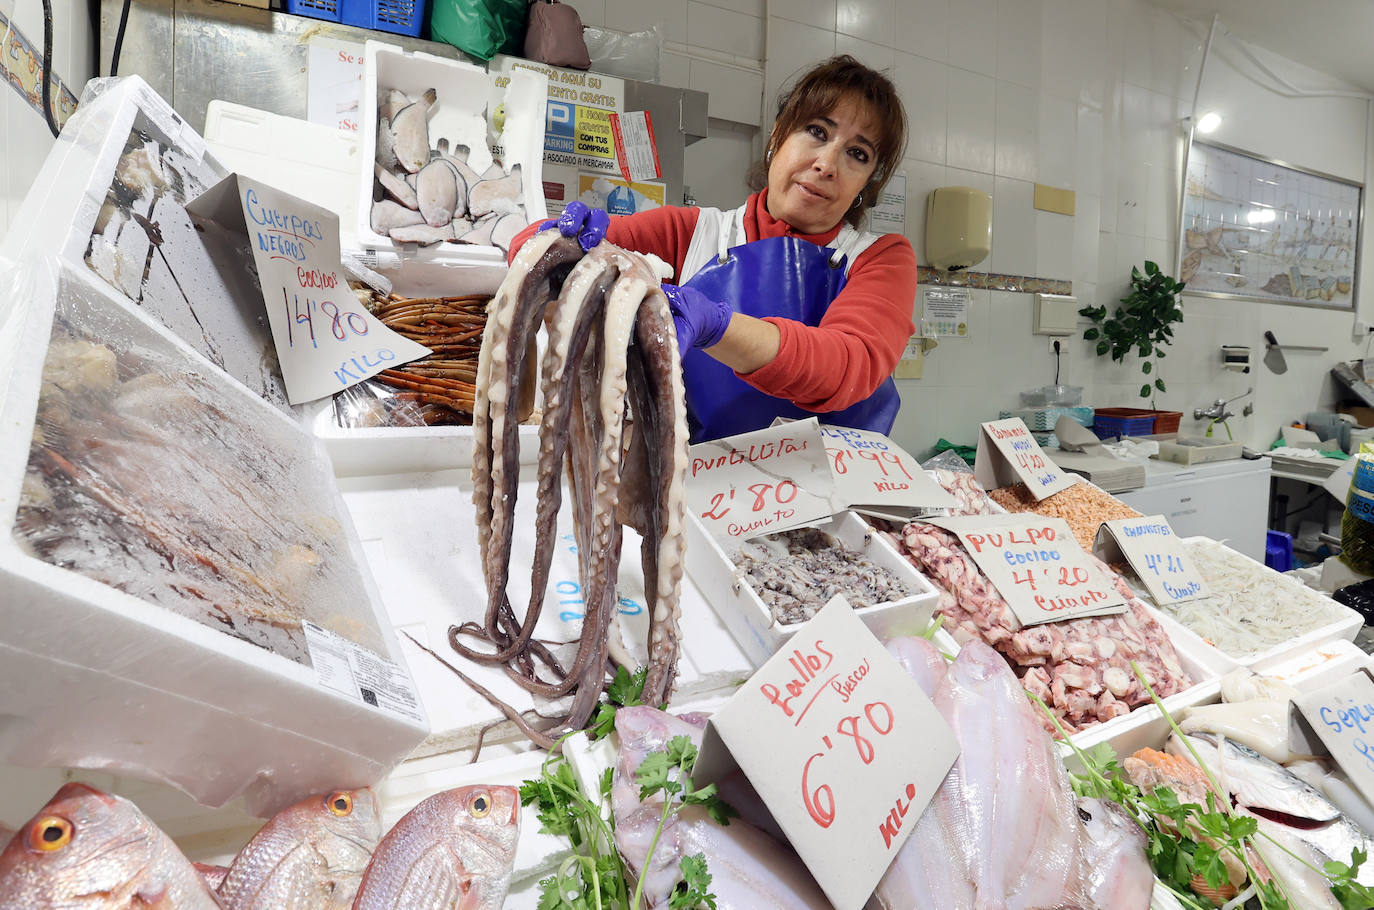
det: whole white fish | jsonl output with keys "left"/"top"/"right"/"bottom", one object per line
{"left": 1179, "top": 701, "right": 1305, "bottom": 764}
{"left": 351, "top": 786, "right": 519, "bottom": 910}
{"left": 1073, "top": 798, "right": 1154, "bottom": 908}
{"left": 0, "top": 782, "right": 223, "bottom": 909}
{"left": 611, "top": 706, "right": 831, "bottom": 909}
{"left": 217, "top": 788, "right": 382, "bottom": 910}
{"left": 1244, "top": 810, "right": 1341, "bottom": 909}
{"left": 1170, "top": 733, "right": 1374, "bottom": 887}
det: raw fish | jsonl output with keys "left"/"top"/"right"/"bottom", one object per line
{"left": 351, "top": 786, "right": 519, "bottom": 910}
{"left": 468, "top": 167, "right": 523, "bottom": 218}
{"left": 0, "top": 782, "right": 222, "bottom": 909}
{"left": 1244, "top": 810, "right": 1341, "bottom": 908}
{"left": 611, "top": 706, "right": 830, "bottom": 909}
{"left": 196, "top": 863, "right": 231, "bottom": 890}
{"left": 1073, "top": 798, "right": 1155, "bottom": 908}
{"left": 217, "top": 788, "right": 381, "bottom": 910}
{"left": 390, "top": 89, "right": 436, "bottom": 174}
{"left": 883, "top": 636, "right": 946, "bottom": 696}
{"left": 416, "top": 159, "right": 460, "bottom": 227}
{"left": 1324, "top": 773, "right": 1374, "bottom": 836}
{"left": 1178, "top": 700, "right": 1303, "bottom": 764}
{"left": 375, "top": 164, "right": 418, "bottom": 210}
{"left": 370, "top": 200, "right": 426, "bottom": 235}
{"left": 1219, "top": 667, "right": 1299, "bottom": 704}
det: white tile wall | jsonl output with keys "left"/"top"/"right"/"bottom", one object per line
{"left": 836, "top": 0, "right": 893, "bottom": 49}
{"left": 687, "top": 3, "right": 764, "bottom": 60}
{"left": 995, "top": 0, "right": 1041, "bottom": 90}
{"left": 894, "top": 51, "right": 945, "bottom": 165}
{"left": 2, "top": 0, "right": 93, "bottom": 238}
{"left": 946, "top": 68, "right": 996, "bottom": 173}
{"left": 769, "top": 0, "right": 836, "bottom": 32}
{"left": 689, "top": 60, "right": 763, "bottom": 126}
{"left": 993, "top": 80, "right": 1037, "bottom": 181}
{"left": 895, "top": 0, "right": 946, "bottom": 64}
{"left": 990, "top": 175, "right": 1035, "bottom": 275}
{"left": 946, "top": 0, "right": 996, "bottom": 78}
{"left": 603, "top": 0, "right": 687, "bottom": 44}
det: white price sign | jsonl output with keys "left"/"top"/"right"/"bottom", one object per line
{"left": 1294, "top": 669, "right": 1374, "bottom": 807}
{"left": 1094, "top": 516, "right": 1208, "bottom": 605}
{"left": 694, "top": 599, "right": 959, "bottom": 910}
{"left": 818, "top": 424, "right": 955, "bottom": 520}
{"left": 928, "top": 514, "right": 1127, "bottom": 626}
{"left": 686, "top": 419, "right": 836, "bottom": 548}
{"left": 974, "top": 417, "right": 1076, "bottom": 500}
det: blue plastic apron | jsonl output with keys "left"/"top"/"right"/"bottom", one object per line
{"left": 679, "top": 234, "right": 900, "bottom": 443}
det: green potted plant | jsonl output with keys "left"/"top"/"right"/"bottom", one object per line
{"left": 1079, "top": 260, "right": 1185, "bottom": 405}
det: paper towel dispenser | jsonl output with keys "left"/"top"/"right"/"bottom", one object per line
{"left": 925, "top": 186, "right": 992, "bottom": 272}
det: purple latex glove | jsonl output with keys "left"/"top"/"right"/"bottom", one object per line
{"left": 538, "top": 200, "right": 610, "bottom": 252}
{"left": 663, "top": 284, "right": 732, "bottom": 356}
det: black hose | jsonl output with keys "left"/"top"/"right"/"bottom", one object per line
{"left": 110, "top": 0, "right": 133, "bottom": 77}
{"left": 40, "top": 0, "right": 59, "bottom": 137}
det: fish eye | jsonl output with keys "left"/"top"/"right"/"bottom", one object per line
{"left": 468, "top": 792, "right": 492, "bottom": 819}
{"left": 28, "top": 816, "right": 73, "bottom": 852}
{"left": 326, "top": 792, "right": 353, "bottom": 817}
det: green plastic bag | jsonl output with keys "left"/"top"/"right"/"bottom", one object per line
{"left": 428, "top": 0, "right": 526, "bottom": 62}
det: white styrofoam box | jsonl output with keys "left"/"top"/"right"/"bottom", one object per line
{"left": 301, "top": 256, "right": 525, "bottom": 477}
{"left": 1059, "top": 640, "right": 1370, "bottom": 769}
{"left": 203, "top": 101, "right": 364, "bottom": 251}
{"left": 1059, "top": 623, "right": 1228, "bottom": 759}
{"left": 357, "top": 40, "right": 548, "bottom": 258}
{"left": 0, "top": 259, "right": 428, "bottom": 815}
{"left": 336, "top": 469, "right": 760, "bottom": 759}
{"left": 1140, "top": 537, "right": 1363, "bottom": 670}
{"left": 685, "top": 510, "right": 943, "bottom": 668}
{"left": 0, "top": 76, "right": 289, "bottom": 411}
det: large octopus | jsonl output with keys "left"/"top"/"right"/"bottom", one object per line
{"left": 450, "top": 231, "right": 688, "bottom": 747}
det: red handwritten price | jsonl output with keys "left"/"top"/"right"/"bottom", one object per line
{"left": 801, "top": 702, "right": 896, "bottom": 828}
{"left": 1015, "top": 450, "right": 1047, "bottom": 471}
{"left": 700, "top": 481, "right": 798, "bottom": 521}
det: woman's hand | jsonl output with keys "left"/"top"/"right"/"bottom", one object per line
{"left": 662, "top": 284, "right": 732, "bottom": 356}
{"left": 538, "top": 200, "right": 610, "bottom": 252}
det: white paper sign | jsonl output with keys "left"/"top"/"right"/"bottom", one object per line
{"left": 306, "top": 37, "right": 364, "bottom": 133}
{"left": 818, "top": 424, "right": 956, "bottom": 519}
{"left": 921, "top": 286, "right": 970, "bottom": 337}
{"left": 687, "top": 419, "right": 836, "bottom": 547}
{"left": 1294, "top": 669, "right": 1374, "bottom": 806}
{"left": 928, "top": 515, "right": 1127, "bottom": 625}
{"left": 975, "top": 417, "right": 1077, "bottom": 500}
{"left": 867, "top": 172, "right": 906, "bottom": 235}
{"left": 187, "top": 174, "right": 430, "bottom": 404}
{"left": 1094, "top": 516, "right": 1208, "bottom": 604}
{"left": 694, "top": 598, "right": 960, "bottom": 910}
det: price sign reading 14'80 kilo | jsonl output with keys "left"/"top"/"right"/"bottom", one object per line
{"left": 928, "top": 514, "right": 1126, "bottom": 626}
{"left": 693, "top": 598, "right": 959, "bottom": 910}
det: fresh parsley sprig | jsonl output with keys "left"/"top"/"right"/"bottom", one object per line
{"left": 588, "top": 666, "right": 650, "bottom": 741}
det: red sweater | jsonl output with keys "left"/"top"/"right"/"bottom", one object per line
{"left": 510, "top": 190, "right": 917, "bottom": 413}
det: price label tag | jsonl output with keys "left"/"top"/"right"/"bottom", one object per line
{"left": 1094, "top": 516, "right": 1208, "bottom": 605}
{"left": 974, "top": 417, "right": 1076, "bottom": 500}
{"left": 686, "top": 418, "right": 836, "bottom": 547}
{"left": 818, "top": 425, "right": 956, "bottom": 520}
{"left": 694, "top": 598, "right": 959, "bottom": 910}
{"left": 186, "top": 174, "right": 429, "bottom": 404}
{"left": 609, "top": 110, "right": 662, "bottom": 183}
{"left": 927, "top": 514, "right": 1127, "bottom": 625}
{"left": 1294, "top": 669, "right": 1374, "bottom": 806}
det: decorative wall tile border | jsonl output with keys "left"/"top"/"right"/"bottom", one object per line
{"left": 920, "top": 269, "right": 1072, "bottom": 296}
{"left": 1, "top": 11, "right": 78, "bottom": 129}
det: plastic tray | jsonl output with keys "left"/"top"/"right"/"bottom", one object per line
{"left": 684, "top": 510, "right": 943, "bottom": 668}
{"left": 998, "top": 406, "right": 1094, "bottom": 432}
{"left": 1155, "top": 436, "right": 1244, "bottom": 465}
{"left": 287, "top": 0, "right": 425, "bottom": 37}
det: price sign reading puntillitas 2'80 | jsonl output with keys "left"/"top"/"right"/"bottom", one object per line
{"left": 693, "top": 599, "right": 960, "bottom": 910}
{"left": 974, "top": 417, "right": 1077, "bottom": 500}
{"left": 686, "top": 418, "right": 836, "bottom": 548}
{"left": 929, "top": 514, "right": 1127, "bottom": 626}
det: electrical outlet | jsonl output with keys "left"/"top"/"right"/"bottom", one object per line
{"left": 1356, "top": 319, "right": 1370, "bottom": 338}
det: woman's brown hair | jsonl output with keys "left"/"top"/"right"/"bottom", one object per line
{"left": 747, "top": 55, "right": 908, "bottom": 229}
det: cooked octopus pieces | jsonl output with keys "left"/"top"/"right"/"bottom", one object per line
{"left": 456, "top": 232, "right": 688, "bottom": 745}
{"left": 733, "top": 526, "right": 914, "bottom": 624}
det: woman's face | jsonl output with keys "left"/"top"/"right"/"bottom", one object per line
{"left": 765, "top": 97, "right": 880, "bottom": 234}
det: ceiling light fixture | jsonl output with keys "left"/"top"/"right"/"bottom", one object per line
{"left": 1196, "top": 111, "right": 1223, "bottom": 133}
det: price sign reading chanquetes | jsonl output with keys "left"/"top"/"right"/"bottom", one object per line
{"left": 186, "top": 174, "right": 429, "bottom": 404}
{"left": 974, "top": 417, "right": 1076, "bottom": 500}
{"left": 686, "top": 418, "right": 836, "bottom": 546}
{"left": 818, "top": 424, "right": 956, "bottom": 520}
{"left": 928, "top": 514, "right": 1126, "bottom": 626}
{"left": 694, "top": 598, "right": 959, "bottom": 910}
{"left": 1094, "top": 516, "right": 1208, "bottom": 605}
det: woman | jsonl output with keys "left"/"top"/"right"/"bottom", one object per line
{"left": 515, "top": 55, "right": 915, "bottom": 442}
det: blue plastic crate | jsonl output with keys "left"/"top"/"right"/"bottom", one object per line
{"left": 288, "top": 0, "right": 425, "bottom": 37}
{"left": 1265, "top": 529, "right": 1294, "bottom": 572}
{"left": 1093, "top": 408, "right": 1157, "bottom": 439}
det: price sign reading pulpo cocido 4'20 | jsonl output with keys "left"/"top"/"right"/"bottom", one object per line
{"left": 693, "top": 599, "right": 959, "bottom": 910}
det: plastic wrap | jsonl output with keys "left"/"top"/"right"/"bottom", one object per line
{"left": 330, "top": 288, "right": 487, "bottom": 429}
{"left": 13, "top": 263, "right": 386, "bottom": 663}
{"left": 582, "top": 24, "right": 663, "bottom": 83}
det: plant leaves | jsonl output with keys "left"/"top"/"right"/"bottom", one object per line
{"left": 1140, "top": 384, "right": 1151, "bottom": 398}
{"left": 1097, "top": 341, "right": 1110, "bottom": 356}
{"left": 1142, "top": 361, "right": 1152, "bottom": 374}
{"left": 1084, "top": 328, "right": 1099, "bottom": 340}
{"left": 1155, "top": 378, "right": 1166, "bottom": 392}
